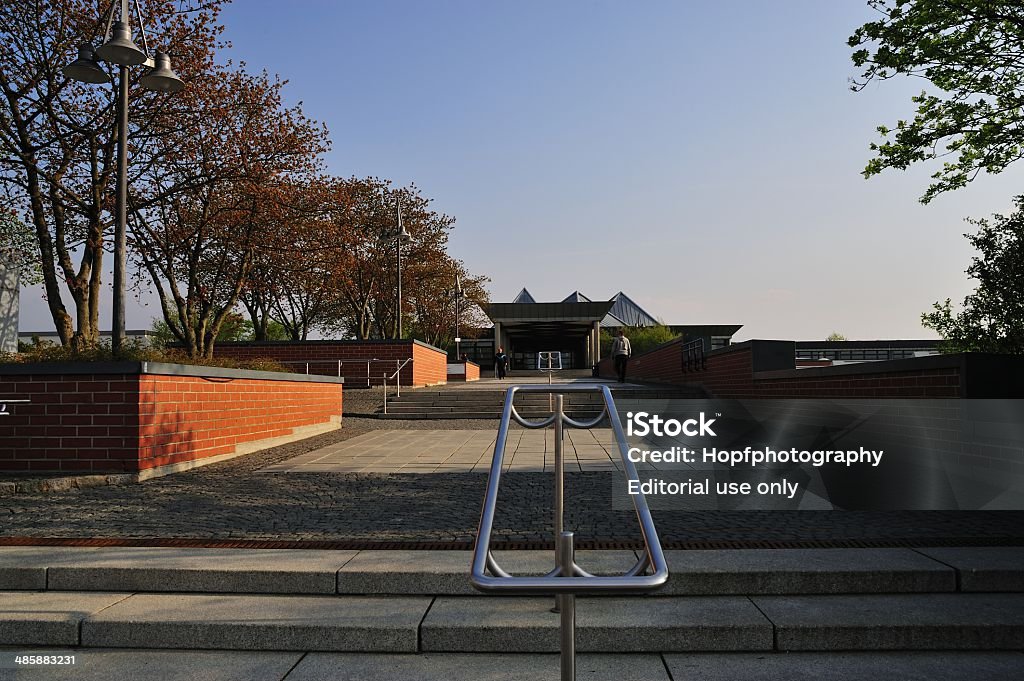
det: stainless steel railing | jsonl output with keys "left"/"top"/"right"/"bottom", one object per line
{"left": 381, "top": 358, "right": 414, "bottom": 412}
{"left": 471, "top": 384, "right": 668, "bottom": 680}
{"left": 277, "top": 358, "right": 413, "bottom": 388}
{"left": 681, "top": 338, "right": 706, "bottom": 372}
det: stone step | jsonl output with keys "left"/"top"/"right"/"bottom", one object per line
{"left": 420, "top": 592, "right": 1024, "bottom": 653}
{"left": 4, "top": 547, "right": 1020, "bottom": 597}
{"left": 3, "top": 650, "right": 1022, "bottom": 680}
{"left": 421, "top": 596, "right": 772, "bottom": 652}
{"left": 3, "top": 590, "right": 1023, "bottom": 653}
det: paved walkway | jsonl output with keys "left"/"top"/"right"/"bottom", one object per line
{"left": 0, "top": 421, "right": 1021, "bottom": 545}
{"left": 1, "top": 385, "right": 1023, "bottom": 547}
{"left": 261, "top": 429, "right": 624, "bottom": 473}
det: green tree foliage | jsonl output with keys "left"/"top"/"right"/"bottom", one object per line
{"left": 922, "top": 196, "right": 1024, "bottom": 354}
{"left": 849, "top": 1, "right": 1024, "bottom": 203}
{"left": 0, "top": 211, "right": 41, "bottom": 285}
{"left": 826, "top": 332, "right": 848, "bottom": 341}
{"left": 600, "top": 326, "right": 680, "bottom": 358}
{"left": 149, "top": 313, "right": 287, "bottom": 348}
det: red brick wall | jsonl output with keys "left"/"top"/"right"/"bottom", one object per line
{"left": 136, "top": 375, "right": 342, "bottom": 470}
{"left": 0, "top": 366, "right": 343, "bottom": 474}
{"left": 412, "top": 342, "right": 448, "bottom": 386}
{"left": 0, "top": 373, "right": 140, "bottom": 473}
{"left": 214, "top": 340, "right": 448, "bottom": 387}
{"left": 598, "top": 340, "right": 965, "bottom": 398}
{"left": 446, "top": 360, "right": 480, "bottom": 382}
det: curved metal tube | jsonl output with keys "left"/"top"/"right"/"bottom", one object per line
{"left": 471, "top": 383, "right": 669, "bottom": 595}
{"left": 625, "top": 552, "right": 651, "bottom": 577}
{"left": 510, "top": 405, "right": 557, "bottom": 429}
{"left": 572, "top": 564, "right": 596, "bottom": 578}
{"left": 561, "top": 408, "right": 607, "bottom": 429}
{"left": 486, "top": 551, "right": 512, "bottom": 579}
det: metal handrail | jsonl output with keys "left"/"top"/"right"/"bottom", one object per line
{"left": 681, "top": 338, "right": 706, "bottom": 372}
{"left": 277, "top": 358, "right": 417, "bottom": 389}
{"left": 381, "top": 357, "right": 414, "bottom": 412}
{"left": 470, "top": 384, "right": 669, "bottom": 680}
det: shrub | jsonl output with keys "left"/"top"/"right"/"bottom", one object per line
{"left": 0, "top": 339, "right": 290, "bottom": 373}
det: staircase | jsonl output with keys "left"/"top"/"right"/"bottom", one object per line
{"left": 377, "top": 385, "right": 707, "bottom": 419}
{"left": 1, "top": 545, "right": 1022, "bottom": 678}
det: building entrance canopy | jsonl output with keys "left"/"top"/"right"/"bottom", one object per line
{"left": 486, "top": 301, "right": 613, "bottom": 370}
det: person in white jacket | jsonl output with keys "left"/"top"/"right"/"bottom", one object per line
{"left": 611, "top": 329, "right": 632, "bottom": 383}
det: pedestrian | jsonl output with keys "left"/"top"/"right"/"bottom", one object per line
{"left": 495, "top": 346, "right": 509, "bottom": 380}
{"left": 611, "top": 329, "right": 631, "bottom": 383}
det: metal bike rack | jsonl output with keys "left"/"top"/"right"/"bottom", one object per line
{"left": 471, "top": 384, "right": 668, "bottom": 681}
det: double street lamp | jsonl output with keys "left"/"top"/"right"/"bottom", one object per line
{"left": 63, "top": 0, "right": 184, "bottom": 355}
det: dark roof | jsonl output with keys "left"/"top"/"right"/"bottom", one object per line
{"left": 560, "top": 290, "right": 592, "bottom": 303}
{"left": 512, "top": 288, "right": 537, "bottom": 304}
{"left": 606, "top": 292, "right": 659, "bottom": 327}
{"left": 486, "top": 301, "right": 615, "bottom": 323}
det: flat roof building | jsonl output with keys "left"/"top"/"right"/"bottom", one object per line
{"left": 460, "top": 289, "right": 742, "bottom": 370}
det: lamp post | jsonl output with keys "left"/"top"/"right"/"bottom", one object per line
{"left": 63, "top": 0, "right": 184, "bottom": 355}
{"left": 386, "top": 200, "right": 412, "bottom": 339}
{"left": 453, "top": 275, "right": 466, "bottom": 359}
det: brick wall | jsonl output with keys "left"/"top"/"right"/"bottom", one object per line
{"left": 0, "top": 363, "right": 343, "bottom": 474}
{"left": 214, "top": 339, "right": 448, "bottom": 387}
{"left": 412, "top": 342, "right": 448, "bottom": 386}
{"left": 598, "top": 339, "right": 1022, "bottom": 399}
{"left": 0, "top": 372, "right": 139, "bottom": 473}
{"left": 446, "top": 360, "right": 480, "bottom": 382}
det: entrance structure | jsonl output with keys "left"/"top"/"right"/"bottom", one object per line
{"left": 461, "top": 288, "right": 742, "bottom": 371}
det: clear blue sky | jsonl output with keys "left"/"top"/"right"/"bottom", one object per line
{"left": 19, "top": 0, "right": 1024, "bottom": 339}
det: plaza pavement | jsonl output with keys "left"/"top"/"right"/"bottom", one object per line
{"left": 259, "top": 428, "right": 626, "bottom": 473}
{"left": 2, "top": 380, "right": 1023, "bottom": 677}
{"left": 1, "top": 386, "right": 1022, "bottom": 545}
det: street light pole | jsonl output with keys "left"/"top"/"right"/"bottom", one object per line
{"left": 63, "top": 0, "right": 184, "bottom": 356}
{"left": 112, "top": 64, "right": 129, "bottom": 355}
{"left": 391, "top": 200, "right": 411, "bottom": 339}
{"left": 454, "top": 275, "right": 463, "bottom": 359}
{"left": 396, "top": 203, "right": 403, "bottom": 339}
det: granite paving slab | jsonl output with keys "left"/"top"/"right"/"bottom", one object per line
{"left": 0, "top": 648, "right": 302, "bottom": 681}
{"left": 45, "top": 547, "right": 359, "bottom": 594}
{"left": 753, "top": 593, "right": 1024, "bottom": 650}
{"left": 0, "top": 592, "right": 132, "bottom": 646}
{"left": 286, "top": 652, "right": 670, "bottom": 680}
{"left": 662, "top": 548, "right": 955, "bottom": 594}
{"left": 421, "top": 596, "right": 772, "bottom": 652}
{"left": 336, "top": 550, "right": 638, "bottom": 595}
{"left": 81, "top": 594, "right": 431, "bottom": 652}
{"left": 916, "top": 547, "right": 1024, "bottom": 592}
{"left": 0, "top": 547, "right": 103, "bottom": 590}
{"left": 663, "top": 651, "right": 1024, "bottom": 680}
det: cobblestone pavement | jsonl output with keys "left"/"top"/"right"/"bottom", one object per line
{"left": 2, "top": 421, "right": 1023, "bottom": 545}
{"left": 2, "top": 386, "right": 1023, "bottom": 546}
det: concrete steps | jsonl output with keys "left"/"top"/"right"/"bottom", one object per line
{"left": 6, "top": 546, "right": 1001, "bottom": 597}
{"left": 1, "top": 546, "right": 1022, "bottom": 657}
{"left": 3, "top": 590, "right": 1023, "bottom": 653}
{"left": 3, "top": 651, "right": 1021, "bottom": 681}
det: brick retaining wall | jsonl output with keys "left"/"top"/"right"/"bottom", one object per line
{"left": 213, "top": 340, "right": 448, "bottom": 387}
{"left": 0, "top": 362, "right": 343, "bottom": 475}
{"left": 598, "top": 339, "right": 1024, "bottom": 399}
{"left": 446, "top": 360, "right": 480, "bottom": 382}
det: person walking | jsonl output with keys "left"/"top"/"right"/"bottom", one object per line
{"left": 611, "top": 329, "right": 632, "bottom": 383}
{"left": 494, "top": 346, "right": 509, "bottom": 380}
